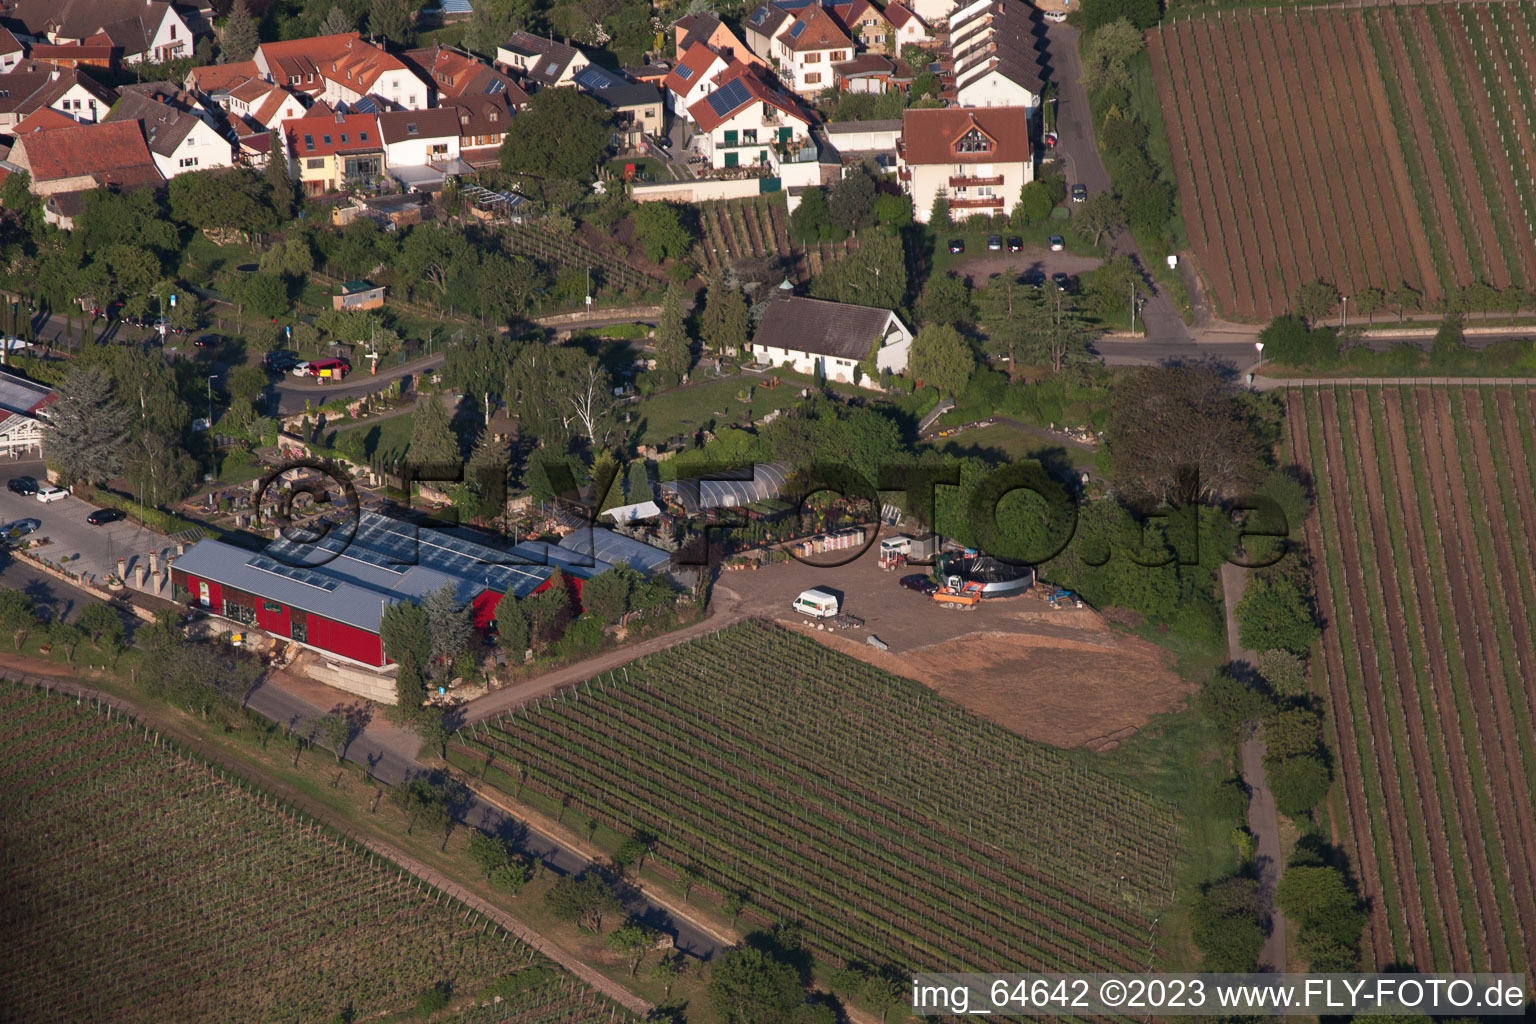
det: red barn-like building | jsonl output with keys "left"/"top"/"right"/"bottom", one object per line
{"left": 170, "top": 511, "right": 605, "bottom": 667}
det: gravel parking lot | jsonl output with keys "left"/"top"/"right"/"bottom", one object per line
{"left": 0, "top": 460, "right": 178, "bottom": 585}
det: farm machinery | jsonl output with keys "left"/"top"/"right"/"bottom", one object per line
{"left": 931, "top": 578, "right": 985, "bottom": 610}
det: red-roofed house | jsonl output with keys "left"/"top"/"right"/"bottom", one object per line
{"left": 29, "top": 43, "right": 115, "bottom": 69}
{"left": 400, "top": 43, "right": 529, "bottom": 108}
{"left": 226, "top": 78, "right": 308, "bottom": 132}
{"left": 824, "top": 0, "right": 894, "bottom": 51}
{"left": 0, "top": 27, "right": 25, "bottom": 72}
{"left": 671, "top": 13, "right": 763, "bottom": 69}
{"left": 11, "top": 107, "right": 77, "bottom": 134}
{"left": 8, "top": 118, "right": 161, "bottom": 198}
{"left": 663, "top": 41, "right": 729, "bottom": 119}
{"left": 282, "top": 111, "right": 383, "bottom": 196}
{"left": 897, "top": 106, "right": 1032, "bottom": 221}
{"left": 884, "top": 3, "right": 933, "bottom": 47}
{"left": 758, "top": 4, "right": 854, "bottom": 97}
{"left": 185, "top": 60, "right": 261, "bottom": 97}
{"left": 5, "top": 0, "right": 197, "bottom": 65}
{"left": 256, "top": 33, "right": 428, "bottom": 111}
{"left": 687, "top": 63, "right": 814, "bottom": 171}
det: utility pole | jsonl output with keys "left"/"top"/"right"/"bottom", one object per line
{"left": 207, "top": 375, "right": 216, "bottom": 427}
{"left": 1130, "top": 281, "right": 1137, "bottom": 337}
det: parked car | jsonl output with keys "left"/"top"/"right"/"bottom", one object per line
{"left": 7, "top": 476, "right": 38, "bottom": 495}
{"left": 290, "top": 361, "right": 312, "bottom": 377}
{"left": 654, "top": 135, "right": 672, "bottom": 150}
{"left": 1006, "top": 236, "right": 1024, "bottom": 252}
{"left": 265, "top": 349, "right": 301, "bottom": 372}
{"left": 194, "top": 333, "right": 219, "bottom": 348}
{"left": 308, "top": 357, "right": 350, "bottom": 380}
{"left": 35, "top": 484, "right": 69, "bottom": 503}
{"left": 1045, "top": 8, "right": 1067, "bottom": 21}
{"left": 1071, "top": 183, "right": 1087, "bottom": 202}
{"left": 1022, "top": 270, "right": 1046, "bottom": 287}
{"left": 1052, "top": 272, "right": 1075, "bottom": 291}
{"left": 86, "top": 507, "right": 127, "bottom": 525}
{"left": 900, "top": 574, "right": 938, "bottom": 594}
{"left": 1048, "top": 235, "right": 1066, "bottom": 251}
{"left": 947, "top": 239, "right": 965, "bottom": 254}
{"left": 986, "top": 234, "right": 1003, "bottom": 251}
{"left": 2, "top": 517, "right": 40, "bottom": 537}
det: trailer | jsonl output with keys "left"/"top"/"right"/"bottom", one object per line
{"left": 931, "top": 578, "right": 984, "bottom": 610}
{"left": 878, "top": 535, "right": 913, "bottom": 570}
{"left": 909, "top": 532, "right": 940, "bottom": 564}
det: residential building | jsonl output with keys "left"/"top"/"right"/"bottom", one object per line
{"left": 906, "top": 0, "right": 959, "bottom": 26}
{"left": 831, "top": 53, "right": 910, "bottom": 94}
{"left": 225, "top": 78, "right": 308, "bottom": 132}
{"left": 495, "top": 32, "right": 589, "bottom": 89}
{"left": 446, "top": 92, "right": 515, "bottom": 167}
{"left": 662, "top": 41, "right": 728, "bottom": 118}
{"left": 825, "top": 0, "right": 894, "bottom": 51}
{"left": 282, "top": 110, "right": 383, "bottom": 196}
{"left": 897, "top": 105, "right": 1032, "bottom": 221}
{"left": 744, "top": 3, "right": 854, "bottom": 97}
{"left": 586, "top": 81, "right": 663, "bottom": 150}
{"left": 3, "top": 0, "right": 198, "bottom": 64}
{"left": 169, "top": 511, "right": 610, "bottom": 668}
{"left": 748, "top": 293, "right": 913, "bottom": 381}
{"left": 687, "top": 62, "right": 814, "bottom": 170}
{"left": 0, "top": 27, "right": 24, "bottom": 71}
{"left": 377, "top": 107, "right": 464, "bottom": 188}
{"left": 333, "top": 280, "right": 385, "bottom": 310}
{"left": 103, "top": 88, "right": 232, "bottom": 177}
{"left": 255, "top": 33, "right": 428, "bottom": 112}
{"left": 399, "top": 42, "right": 528, "bottom": 108}
{"left": 622, "top": 63, "right": 671, "bottom": 86}
{"left": 947, "top": 0, "right": 1045, "bottom": 109}
{"left": 671, "top": 13, "right": 763, "bottom": 68}
{"left": 185, "top": 60, "right": 260, "bottom": 98}
{"left": 6, "top": 119, "right": 162, "bottom": 225}
{"left": 29, "top": 43, "right": 116, "bottom": 69}
{"left": 0, "top": 368, "right": 53, "bottom": 457}
{"left": 0, "top": 65, "right": 118, "bottom": 128}
{"left": 885, "top": 3, "right": 932, "bottom": 48}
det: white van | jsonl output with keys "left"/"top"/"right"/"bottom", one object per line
{"left": 793, "top": 588, "right": 840, "bottom": 618}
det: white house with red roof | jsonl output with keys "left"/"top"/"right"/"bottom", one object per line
{"left": 743, "top": 2, "right": 855, "bottom": 97}
{"left": 663, "top": 41, "right": 729, "bottom": 119}
{"left": 885, "top": 3, "right": 932, "bottom": 47}
{"left": 4, "top": 0, "right": 198, "bottom": 65}
{"left": 897, "top": 105, "right": 1032, "bottom": 222}
{"left": 0, "top": 27, "right": 26, "bottom": 72}
{"left": 255, "top": 33, "right": 428, "bottom": 112}
{"left": 686, "top": 63, "right": 815, "bottom": 172}
{"left": 225, "top": 78, "right": 308, "bottom": 132}
{"left": 0, "top": 368, "right": 54, "bottom": 457}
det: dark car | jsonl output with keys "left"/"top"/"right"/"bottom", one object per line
{"left": 1022, "top": 270, "right": 1046, "bottom": 287}
{"left": 86, "top": 507, "right": 127, "bottom": 526}
{"left": 986, "top": 234, "right": 1003, "bottom": 251}
{"left": 7, "top": 476, "right": 38, "bottom": 495}
{"left": 947, "top": 239, "right": 965, "bottom": 254}
{"left": 654, "top": 135, "right": 672, "bottom": 150}
{"left": 900, "top": 573, "right": 938, "bottom": 594}
{"left": 1071, "top": 183, "right": 1088, "bottom": 202}
{"left": 264, "top": 349, "right": 301, "bottom": 371}
{"left": 1052, "top": 272, "right": 1075, "bottom": 292}
{"left": 1006, "top": 236, "right": 1024, "bottom": 252}
{"left": 194, "top": 333, "right": 219, "bottom": 348}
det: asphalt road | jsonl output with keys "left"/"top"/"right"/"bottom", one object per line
{"left": 0, "top": 553, "right": 98, "bottom": 624}
{"left": 240, "top": 674, "right": 727, "bottom": 959}
{"left": 0, "top": 460, "right": 176, "bottom": 584}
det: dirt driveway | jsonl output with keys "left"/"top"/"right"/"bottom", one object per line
{"left": 948, "top": 247, "right": 1103, "bottom": 287}
{"left": 726, "top": 539, "right": 1190, "bottom": 751}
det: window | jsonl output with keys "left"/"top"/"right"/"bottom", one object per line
{"left": 488, "top": 111, "right": 497, "bottom": 122}
{"left": 223, "top": 600, "right": 256, "bottom": 625}
{"left": 804, "top": 72, "right": 821, "bottom": 85}
{"left": 290, "top": 75, "right": 299, "bottom": 85}
{"left": 178, "top": 156, "right": 198, "bottom": 168}
{"left": 723, "top": 129, "right": 737, "bottom": 145}
{"left": 359, "top": 131, "right": 368, "bottom": 141}
{"left": 290, "top": 615, "right": 308, "bottom": 643}
{"left": 977, "top": 185, "right": 993, "bottom": 196}
{"left": 830, "top": 50, "right": 848, "bottom": 61}
{"left": 742, "top": 129, "right": 757, "bottom": 144}
{"left": 307, "top": 157, "right": 325, "bottom": 168}
{"left": 322, "top": 134, "right": 332, "bottom": 145}
{"left": 303, "top": 133, "right": 315, "bottom": 150}
{"left": 724, "top": 150, "right": 738, "bottom": 168}
{"left": 953, "top": 126, "right": 993, "bottom": 153}
{"left": 406, "top": 122, "right": 418, "bottom": 134}
{"left": 339, "top": 132, "right": 349, "bottom": 143}
{"left": 804, "top": 52, "right": 821, "bottom": 63}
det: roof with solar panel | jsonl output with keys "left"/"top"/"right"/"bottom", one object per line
{"left": 172, "top": 511, "right": 621, "bottom": 634}
{"left": 687, "top": 62, "right": 814, "bottom": 132}
{"left": 776, "top": 3, "right": 851, "bottom": 50}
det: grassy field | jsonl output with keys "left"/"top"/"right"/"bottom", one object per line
{"left": 449, "top": 621, "right": 1181, "bottom": 984}
{"left": 0, "top": 681, "right": 632, "bottom": 1024}
{"left": 1290, "top": 384, "right": 1536, "bottom": 971}
{"left": 630, "top": 374, "right": 806, "bottom": 446}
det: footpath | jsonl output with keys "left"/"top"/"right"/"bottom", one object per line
{"left": 1219, "top": 564, "right": 1288, "bottom": 972}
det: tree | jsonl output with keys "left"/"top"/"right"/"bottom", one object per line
{"left": 544, "top": 872, "right": 621, "bottom": 931}
{"left": 607, "top": 919, "right": 656, "bottom": 977}
{"left": 700, "top": 270, "right": 749, "bottom": 355}
{"left": 43, "top": 367, "right": 130, "bottom": 487}
{"left": 928, "top": 190, "right": 950, "bottom": 230}
{"left": 873, "top": 192, "right": 913, "bottom": 227}
{"left": 468, "top": 828, "right": 513, "bottom": 876}
{"left": 466, "top": 0, "right": 536, "bottom": 53}
{"left": 827, "top": 170, "right": 877, "bottom": 233}
{"left": 228, "top": 364, "right": 269, "bottom": 408}
{"left": 77, "top": 602, "right": 126, "bottom": 650}
{"left": 368, "top": 0, "right": 416, "bottom": 45}
{"left": 1429, "top": 315, "right": 1469, "bottom": 371}
{"left": 1080, "top": 18, "right": 1144, "bottom": 92}
{"left": 1276, "top": 866, "right": 1365, "bottom": 970}
{"left": 0, "top": 589, "right": 36, "bottom": 651}
{"left": 915, "top": 271, "right": 974, "bottom": 328}
{"left": 220, "top": 0, "right": 259, "bottom": 62}
{"left": 1014, "top": 179, "right": 1056, "bottom": 226}
{"left": 706, "top": 945, "right": 806, "bottom": 1024}
{"left": 633, "top": 202, "right": 693, "bottom": 263}
{"left": 239, "top": 271, "right": 290, "bottom": 319}
{"left": 1294, "top": 279, "right": 1341, "bottom": 326}
{"left": 265, "top": 142, "right": 293, "bottom": 218}
{"left": 423, "top": 583, "right": 474, "bottom": 676}
{"left": 464, "top": 428, "right": 509, "bottom": 515}
{"left": 1108, "top": 364, "right": 1266, "bottom": 508}
{"left": 320, "top": 708, "right": 351, "bottom": 763}
{"left": 582, "top": 566, "right": 636, "bottom": 623}
{"left": 1353, "top": 285, "right": 1386, "bottom": 324}
{"left": 391, "top": 653, "right": 429, "bottom": 719}
{"left": 1268, "top": 753, "right": 1332, "bottom": 817}
{"left": 389, "top": 777, "right": 447, "bottom": 836}
{"left": 1190, "top": 876, "right": 1266, "bottom": 971}
{"left": 650, "top": 952, "right": 685, "bottom": 998}
{"left": 494, "top": 593, "right": 531, "bottom": 659}
{"left": 789, "top": 186, "right": 833, "bottom": 243}
{"left": 654, "top": 286, "right": 692, "bottom": 377}
{"left": 1023, "top": 282, "right": 1095, "bottom": 373}
{"left": 1081, "top": 0, "right": 1160, "bottom": 32}
{"left": 910, "top": 323, "right": 975, "bottom": 397}
{"left": 1236, "top": 563, "right": 1320, "bottom": 655}
{"left": 809, "top": 228, "right": 906, "bottom": 309}
{"left": 408, "top": 395, "right": 459, "bottom": 468}
{"left": 498, "top": 88, "right": 610, "bottom": 191}
{"left": 627, "top": 460, "right": 653, "bottom": 504}
{"left": 320, "top": 4, "right": 355, "bottom": 34}
{"left": 1073, "top": 191, "right": 1125, "bottom": 246}
{"left": 1198, "top": 671, "right": 1267, "bottom": 736}
{"left": 380, "top": 600, "right": 431, "bottom": 667}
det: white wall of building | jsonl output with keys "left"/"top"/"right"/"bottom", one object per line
{"left": 155, "top": 116, "right": 235, "bottom": 177}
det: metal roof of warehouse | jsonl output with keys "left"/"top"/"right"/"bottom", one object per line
{"left": 173, "top": 511, "right": 610, "bottom": 633}
{"left": 558, "top": 527, "right": 672, "bottom": 574}
{"left": 661, "top": 462, "right": 789, "bottom": 513}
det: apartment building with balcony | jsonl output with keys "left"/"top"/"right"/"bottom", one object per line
{"left": 897, "top": 105, "right": 1031, "bottom": 221}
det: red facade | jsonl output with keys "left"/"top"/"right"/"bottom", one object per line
{"left": 171, "top": 568, "right": 385, "bottom": 666}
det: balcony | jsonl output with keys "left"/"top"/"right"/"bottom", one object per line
{"left": 950, "top": 174, "right": 1003, "bottom": 187}
{"left": 949, "top": 196, "right": 1003, "bottom": 210}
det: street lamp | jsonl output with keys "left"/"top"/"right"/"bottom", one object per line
{"left": 585, "top": 266, "right": 593, "bottom": 313}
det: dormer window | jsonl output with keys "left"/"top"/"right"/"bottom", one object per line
{"left": 406, "top": 122, "right": 417, "bottom": 134}
{"left": 953, "top": 126, "right": 992, "bottom": 154}
{"left": 487, "top": 111, "right": 497, "bottom": 122}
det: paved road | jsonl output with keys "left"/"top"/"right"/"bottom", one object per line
{"left": 238, "top": 671, "right": 727, "bottom": 960}
{"left": 1221, "top": 562, "right": 1288, "bottom": 972}
{"left": 0, "top": 460, "right": 176, "bottom": 584}
{"left": 0, "top": 553, "right": 98, "bottom": 624}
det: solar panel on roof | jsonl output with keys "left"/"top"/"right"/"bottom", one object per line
{"left": 441, "top": 0, "right": 472, "bottom": 12}
{"left": 705, "top": 77, "right": 752, "bottom": 117}
{"left": 248, "top": 555, "right": 341, "bottom": 591}
{"left": 789, "top": 19, "right": 807, "bottom": 37}
{"left": 676, "top": 64, "right": 694, "bottom": 80}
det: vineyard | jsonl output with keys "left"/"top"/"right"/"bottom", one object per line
{"left": 693, "top": 196, "right": 853, "bottom": 281}
{"left": 501, "top": 223, "right": 668, "bottom": 295}
{"left": 1288, "top": 385, "right": 1536, "bottom": 972}
{"left": 448, "top": 620, "right": 1180, "bottom": 974}
{"left": 0, "top": 682, "right": 631, "bottom": 1024}
{"left": 1151, "top": 3, "right": 1536, "bottom": 320}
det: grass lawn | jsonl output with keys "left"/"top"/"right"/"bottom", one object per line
{"left": 180, "top": 234, "right": 258, "bottom": 280}
{"left": 328, "top": 412, "right": 416, "bottom": 462}
{"left": 605, "top": 157, "right": 666, "bottom": 183}
{"left": 631, "top": 375, "right": 805, "bottom": 446}
{"left": 923, "top": 421, "right": 1098, "bottom": 470}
